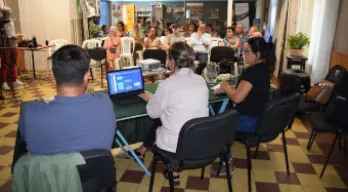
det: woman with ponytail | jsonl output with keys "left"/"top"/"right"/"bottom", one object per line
{"left": 212, "top": 37, "right": 275, "bottom": 176}
{"left": 136, "top": 42, "right": 209, "bottom": 186}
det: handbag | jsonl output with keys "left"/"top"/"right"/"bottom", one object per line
{"left": 109, "top": 47, "right": 116, "bottom": 54}
{"left": 306, "top": 80, "right": 334, "bottom": 104}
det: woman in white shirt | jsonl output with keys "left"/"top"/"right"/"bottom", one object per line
{"left": 137, "top": 42, "right": 209, "bottom": 186}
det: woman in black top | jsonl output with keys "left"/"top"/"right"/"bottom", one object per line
{"left": 212, "top": 37, "right": 275, "bottom": 175}
{"left": 216, "top": 37, "right": 274, "bottom": 132}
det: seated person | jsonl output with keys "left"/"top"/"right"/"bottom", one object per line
{"left": 248, "top": 25, "right": 259, "bottom": 39}
{"left": 221, "top": 27, "right": 240, "bottom": 51}
{"left": 212, "top": 37, "right": 275, "bottom": 175}
{"left": 185, "top": 23, "right": 197, "bottom": 37}
{"left": 163, "top": 24, "right": 185, "bottom": 51}
{"left": 190, "top": 23, "right": 212, "bottom": 75}
{"left": 104, "top": 26, "right": 121, "bottom": 71}
{"left": 136, "top": 42, "right": 209, "bottom": 186}
{"left": 144, "top": 27, "right": 161, "bottom": 49}
{"left": 18, "top": 45, "right": 116, "bottom": 155}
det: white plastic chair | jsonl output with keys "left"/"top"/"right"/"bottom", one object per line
{"left": 208, "top": 37, "right": 223, "bottom": 64}
{"left": 120, "top": 37, "right": 135, "bottom": 68}
{"left": 46, "top": 39, "right": 68, "bottom": 78}
{"left": 82, "top": 39, "right": 101, "bottom": 79}
{"left": 99, "top": 37, "right": 109, "bottom": 47}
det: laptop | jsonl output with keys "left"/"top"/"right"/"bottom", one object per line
{"left": 106, "top": 67, "right": 145, "bottom": 105}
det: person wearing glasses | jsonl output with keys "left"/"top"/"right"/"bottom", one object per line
{"left": 212, "top": 37, "right": 275, "bottom": 176}
{"left": 190, "top": 23, "right": 212, "bottom": 75}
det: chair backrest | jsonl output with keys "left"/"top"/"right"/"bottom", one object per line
{"left": 88, "top": 47, "right": 106, "bottom": 61}
{"left": 325, "top": 65, "right": 347, "bottom": 84}
{"left": 120, "top": 37, "right": 135, "bottom": 55}
{"left": 278, "top": 71, "right": 302, "bottom": 96}
{"left": 78, "top": 149, "right": 116, "bottom": 192}
{"left": 208, "top": 37, "right": 223, "bottom": 55}
{"left": 175, "top": 110, "right": 240, "bottom": 161}
{"left": 256, "top": 93, "right": 301, "bottom": 137}
{"left": 210, "top": 46, "right": 235, "bottom": 63}
{"left": 82, "top": 39, "right": 101, "bottom": 49}
{"left": 48, "top": 39, "right": 68, "bottom": 56}
{"left": 143, "top": 49, "right": 167, "bottom": 66}
{"left": 99, "top": 37, "right": 110, "bottom": 47}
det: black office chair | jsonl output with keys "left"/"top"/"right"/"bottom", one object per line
{"left": 148, "top": 110, "right": 240, "bottom": 192}
{"left": 78, "top": 149, "right": 116, "bottom": 192}
{"left": 143, "top": 49, "right": 167, "bottom": 67}
{"left": 210, "top": 46, "right": 235, "bottom": 63}
{"left": 307, "top": 94, "right": 348, "bottom": 178}
{"left": 88, "top": 47, "right": 106, "bottom": 87}
{"left": 235, "top": 93, "right": 301, "bottom": 192}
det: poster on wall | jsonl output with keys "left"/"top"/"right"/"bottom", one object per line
{"left": 126, "top": 4, "right": 135, "bottom": 31}
{"left": 235, "top": 3, "right": 249, "bottom": 32}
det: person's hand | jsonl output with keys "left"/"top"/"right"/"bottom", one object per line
{"left": 214, "top": 87, "right": 225, "bottom": 95}
{"left": 138, "top": 91, "right": 153, "bottom": 102}
{"left": 220, "top": 80, "right": 230, "bottom": 91}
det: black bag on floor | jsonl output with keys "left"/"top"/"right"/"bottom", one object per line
{"left": 280, "top": 69, "right": 311, "bottom": 94}
{"left": 326, "top": 77, "right": 348, "bottom": 127}
{"left": 325, "top": 65, "right": 347, "bottom": 84}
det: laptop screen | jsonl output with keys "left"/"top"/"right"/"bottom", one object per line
{"left": 107, "top": 68, "right": 144, "bottom": 95}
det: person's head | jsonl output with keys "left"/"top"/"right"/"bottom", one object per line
{"left": 252, "top": 32, "right": 263, "bottom": 38}
{"left": 223, "top": 20, "right": 227, "bottom": 27}
{"left": 189, "top": 23, "right": 197, "bottom": 32}
{"left": 148, "top": 27, "right": 157, "bottom": 38}
{"left": 101, "top": 25, "right": 107, "bottom": 32}
{"left": 133, "top": 24, "right": 139, "bottom": 32}
{"left": 244, "top": 37, "right": 275, "bottom": 73}
{"left": 154, "top": 21, "right": 160, "bottom": 28}
{"left": 117, "top": 21, "right": 125, "bottom": 32}
{"left": 236, "top": 23, "right": 244, "bottom": 34}
{"left": 198, "top": 23, "right": 206, "bottom": 34}
{"left": 164, "top": 27, "right": 172, "bottom": 36}
{"left": 109, "top": 26, "right": 117, "bottom": 36}
{"left": 168, "top": 42, "right": 195, "bottom": 72}
{"left": 226, "top": 27, "right": 235, "bottom": 38}
{"left": 248, "top": 26, "right": 259, "bottom": 37}
{"left": 51, "top": 45, "right": 90, "bottom": 92}
{"left": 2, "top": 6, "right": 12, "bottom": 19}
{"left": 206, "top": 24, "right": 213, "bottom": 34}
{"left": 171, "top": 24, "right": 180, "bottom": 35}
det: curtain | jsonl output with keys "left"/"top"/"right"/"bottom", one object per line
{"left": 307, "top": 0, "right": 340, "bottom": 83}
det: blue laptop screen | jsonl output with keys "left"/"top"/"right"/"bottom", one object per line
{"left": 107, "top": 68, "right": 143, "bottom": 95}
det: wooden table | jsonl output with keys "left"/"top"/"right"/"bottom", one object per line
{"left": 287, "top": 55, "right": 308, "bottom": 71}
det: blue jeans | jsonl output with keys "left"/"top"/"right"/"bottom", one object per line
{"left": 222, "top": 115, "right": 259, "bottom": 161}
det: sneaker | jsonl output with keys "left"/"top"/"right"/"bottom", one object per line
{"left": 163, "top": 169, "right": 180, "bottom": 187}
{"left": 2, "top": 82, "right": 10, "bottom": 90}
{"left": 13, "top": 80, "right": 24, "bottom": 86}
{"left": 211, "top": 161, "right": 236, "bottom": 176}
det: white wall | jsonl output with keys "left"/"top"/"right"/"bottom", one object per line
{"left": 18, "top": 0, "right": 80, "bottom": 70}
{"left": 333, "top": 0, "right": 348, "bottom": 54}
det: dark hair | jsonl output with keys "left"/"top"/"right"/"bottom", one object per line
{"left": 117, "top": 21, "right": 125, "bottom": 32}
{"left": 52, "top": 45, "right": 90, "bottom": 86}
{"left": 164, "top": 27, "right": 172, "bottom": 34}
{"left": 206, "top": 24, "right": 213, "bottom": 29}
{"left": 168, "top": 42, "right": 195, "bottom": 69}
{"left": 226, "top": 27, "right": 235, "bottom": 33}
{"left": 189, "top": 23, "right": 197, "bottom": 31}
{"left": 171, "top": 23, "right": 180, "bottom": 30}
{"left": 247, "top": 37, "right": 275, "bottom": 73}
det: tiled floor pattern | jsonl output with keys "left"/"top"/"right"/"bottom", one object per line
{"left": 0, "top": 71, "right": 347, "bottom": 192}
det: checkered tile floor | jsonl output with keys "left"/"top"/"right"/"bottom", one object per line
{"left": 0, "top": 71, "right": 347, "bottom": 192}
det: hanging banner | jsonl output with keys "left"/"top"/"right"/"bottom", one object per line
{"left": 126, "top": 4, "right": 135, "bottom": 31}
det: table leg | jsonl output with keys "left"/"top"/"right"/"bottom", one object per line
{"left": 31, "top": 50, "right": 36, "bottom": 80}
{"left": 209, "top": 99, "right": 230, "bottom": 116}
{"left": 218, "top": 99, "right": 229, "bottom": 114}
{"left": 116, "top": 130, "right": 151, "bottom": 177}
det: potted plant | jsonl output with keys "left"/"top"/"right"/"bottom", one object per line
{"left": 287, "top": 32, "right": 310, "bottom": 57}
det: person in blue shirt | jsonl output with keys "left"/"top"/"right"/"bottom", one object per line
{"left": 18, "top": 45, "right": 116, "bottom": 155}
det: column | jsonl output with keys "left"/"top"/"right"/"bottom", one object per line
{"left": 227, "top": 0, "right": 233, "bottom": 26}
